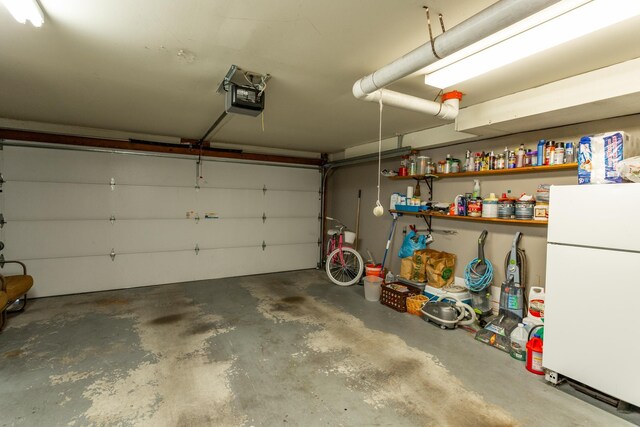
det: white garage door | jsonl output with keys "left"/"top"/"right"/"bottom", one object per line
{"left": 0, "top": 146, "right": 320, "bottom": 297}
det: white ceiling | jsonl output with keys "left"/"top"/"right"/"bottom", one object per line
{"left": 1, "top": 0, "right": 640, "bottom": 154}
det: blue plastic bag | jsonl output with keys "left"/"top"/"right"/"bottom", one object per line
{"left": 398, "top": 231, "right": 427, "bottom": 258}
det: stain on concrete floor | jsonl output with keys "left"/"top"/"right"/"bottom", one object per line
{"left": 244, "top": 277, "right": 517, "bottom": 427}
{"left": 0, "top": 270, "right": 635, "bottom": 426}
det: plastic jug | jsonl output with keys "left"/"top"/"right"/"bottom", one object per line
{"left": 526, "top": 338, "right": 544, "bottom": 375}
{"left": 509, "top": 323, "right": 528, "bottom": 361}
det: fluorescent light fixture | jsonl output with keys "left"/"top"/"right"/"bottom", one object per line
{"left": 424, "top": 0, "right": 640, "bottom": 89}
{"left": 1, "top": 0, "right": 44, "bottom": 27}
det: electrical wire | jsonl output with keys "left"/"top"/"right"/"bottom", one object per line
{"left": 464, "top": 258, "right": 494, "bottom": 292}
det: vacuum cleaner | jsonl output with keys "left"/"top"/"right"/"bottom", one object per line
{"left": 464, "top": 230, "right": 494, "bottom": 325}
{"left": 475, "top": 232, "right": 526, "bottom": 352}
{"left": 420, "top": 294, "right": 476, "bottom": 330}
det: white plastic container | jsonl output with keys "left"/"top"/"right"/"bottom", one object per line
{"left": 364, "top": 276, "right": 383, "bottom": 302}
{"left": 482, "top": 193, "right": 498, "bottom": 218}
{"left": 509, "top": 323, "right": 528, "bottom": 361}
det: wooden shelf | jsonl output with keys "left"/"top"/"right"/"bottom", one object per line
{"left": 387, "top": 163, "right": 577, "bottom": 180}
{"left": 390, "top": 210, "right": 547, "bottom": 226}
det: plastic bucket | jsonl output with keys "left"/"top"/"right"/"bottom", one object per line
{"left": 343, "top": 231, "right": 356, "bottom": 245}
{"left": 364, "top": 276, "right": 383, "bottom": 302}
{"left": 365, "top": 263, "right": 383, "bottom": 277}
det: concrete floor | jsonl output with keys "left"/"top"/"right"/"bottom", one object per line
{"left": 0, "top": 270, "right": 637, "bottom": 427}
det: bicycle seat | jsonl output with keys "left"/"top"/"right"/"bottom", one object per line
{"left": 327, "top": 228, "right": 340, "bottom": 236}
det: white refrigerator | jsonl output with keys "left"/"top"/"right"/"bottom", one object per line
{"left": 544, "top": 183, "right": 640, "bottom": 407}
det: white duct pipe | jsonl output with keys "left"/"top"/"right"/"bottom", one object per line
{"left": 353, "top": 0, "right": 562, "bottom": 115}
{"left": 363, "top": 89, "right": 461, "bottom": 119}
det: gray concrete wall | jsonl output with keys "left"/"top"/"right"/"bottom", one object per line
{"left": 327, "top": 113, "right": 640, "bottom": 292}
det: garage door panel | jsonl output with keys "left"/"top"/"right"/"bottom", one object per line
{"left": 110, "top": 155, "right": 194, "bottom": 187}
{"left": 264, "top": 218, "right": 319, "bottom": 245}
{"left": 194, "top": 188, "right": 263, "bottom": 216}
{"left": 265, "top": 191, "right": 319, "bottom": 216}
{"left": 199, "top": 162, "right": 259, "bottom": 189}
{"left": 4, "top": 146, "right": 114, "bottom": 184}
{"left": 199, "top": 162, "right": 319, "bottom": 191}
{"left": 112, "top": 251, "right": 198, "bottom": 288}
{"left": 194, "top": 219, "right": 264, "bottom": 248}
{"left": 4, "top": 220, "right": 111, "bottom": 259}
{"left": 111, "top": 219, "right": 199, "bottom": 253}
{"left": 262, "top": 167, "right": 320, "bottom": 191}
{"left": 195, "top": 247, "right": 265, "bottom": 280}
{"left": 22, "top": 256, "right": 117, "bottom": 298}
{"left": 5, "top": 182, "right": 111, "bottom": 220}
{"left": 111, "top": 186, "right": 197, "bottom": 218}
{"left": 262, "top": 244, "right": 319, "bottom": 272}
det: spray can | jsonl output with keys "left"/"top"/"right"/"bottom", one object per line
{"left": 548, "top": 142, "right": 556, "bottom": 165}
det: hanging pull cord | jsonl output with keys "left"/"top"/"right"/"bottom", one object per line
{"left": 372, "top": 92, "right": 384, "bottom": 217}
{"left": 376, "top": 94, "right": 383, "bottom": 205}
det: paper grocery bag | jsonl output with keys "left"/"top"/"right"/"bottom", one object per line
{"left": 425, "top": 249, "right": 456, "bottom": 288}
{"left": 399, "top": 256, "right": 413, "bottom": 280}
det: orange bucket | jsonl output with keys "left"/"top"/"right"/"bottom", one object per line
{"left": 365, "top": 263, "right": 383, "bottom": 277}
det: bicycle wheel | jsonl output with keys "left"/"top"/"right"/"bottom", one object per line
{"left": 325, "top": 247, "right": 364, "bottom": 286}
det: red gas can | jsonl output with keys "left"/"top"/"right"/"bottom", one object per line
{"left": 526, "top": 337, "right": 544, "bottom": 375}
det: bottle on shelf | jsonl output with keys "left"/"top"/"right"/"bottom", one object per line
{"left": 472, "top": 179, "right": 481, "bottom": 199}
{"left": 464, "top": 150, "right": 471, "bottom": 172}
{"left": 544, "top": 141, "right": 552, "bottom": 165}
{"left": 565, "top": 142, "right": 575, "bottom": 163}
{"left": 408, "top": 151, "right": 417, "bottom": 175}
{"left": 555, "top": 142, "right": 565, "bottom": 164}
{"left": 400, "top": 155, "right": 409, "bottom": 176}
{"left": 548, "top": 141, "right": 556, "bottom": 165}
{"left": 508, "top": 151, "right": 517, "bottom": 169}
{"left": 489, "top": 151, "right": 496, "bottom": 170}
{"left": 537, "top": 140, "right": 546, "bottom": 166}
{"left": 516, "top": 144, "right": 525, "bottom": 168}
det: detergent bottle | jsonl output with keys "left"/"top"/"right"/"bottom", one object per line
{"left": 509, "top": 323, "right": 528, "bottom": 361}
{"left": 528, "top": 287, "right": 545, "bottom": 319}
